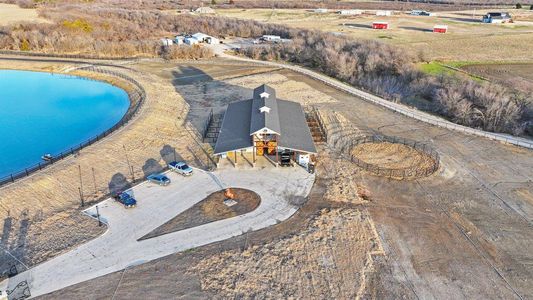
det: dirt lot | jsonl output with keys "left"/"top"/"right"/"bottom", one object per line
{"left": 352, "top": 141, "right": 437, "bottom": 170}
{"left": 217, "top": 8, "right": 533, "bottom": 61}
{"left": 0, "top": 4, "right": 50, "bottom": 26}
{"left": 141, "top": 188, "right": 260, "bottom": 240}
{"left": 190, "top": 208, "right": 380, "bottom": 299}
{"left": 462, "top": 62, "right": 533, "bottom": 93}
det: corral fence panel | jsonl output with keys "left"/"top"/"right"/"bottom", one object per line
{"left": 349, "top": 135, "right": 440, "bottom": 180}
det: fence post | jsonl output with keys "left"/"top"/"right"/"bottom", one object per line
{"left": 79, "top": 187, "right": 84, "bottom": 207}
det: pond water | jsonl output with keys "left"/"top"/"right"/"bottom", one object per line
{"left": 0, "top": 70, "right": 130, "bottom": 179}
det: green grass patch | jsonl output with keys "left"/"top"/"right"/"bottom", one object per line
{"left": 419, "top": 62, "right": 455, "bottom": 75}
{"left": 419, "top": 61, "right": 486, "bottom": 82}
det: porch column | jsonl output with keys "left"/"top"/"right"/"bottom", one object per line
{"left": 234, "top": 150, "right": 237, "bottom": 166}
{"left": 275, "top": 136, "right": 279, "bottom": 166}
{"left": 252, "top": 146, "right": 256, "bottom": 166}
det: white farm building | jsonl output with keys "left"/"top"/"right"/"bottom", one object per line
{"left": 194, "top": 7, "right": 215, "bottom": 14}
{"left": 376, "top": 10, "right": 393, "bottom": 16}
{"left": 160, "top": 38, "right": 173, "bottom": 46}
{"left": 184, "top": 37, "right": 199, "bottom": 45}
{"left": 338, "top": 9, "right": 363, "bottom": 15}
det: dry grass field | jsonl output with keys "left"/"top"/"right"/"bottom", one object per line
{"left": 191, "top": 208, "right": 381, "bottom": 299}
{"left": 217, "top": 8, "right": 533, "bottom": 61}
{"left": 461, "top": 63, "right": 533, "bottom": 93}
{"left": 0, "top": 3, "right": 50, "bottom": 25}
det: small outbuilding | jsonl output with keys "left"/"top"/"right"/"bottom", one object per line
{"left": 261, "top": 35, "right": 282, "bottom": 42}
{"left": 160, "top": 38, "right": 173, "bottom": 46}
{"left": 482, "top": 12, "right": 512, "bottom": 23}
{"left": 338, "top": 9, "right": 364, "bottom": 16}
{"left": 174, "top": 35, "right": 185, "bottom": 45}
{"left": 314, "top": 8, "right": 329, "bottom": 13}
{"left": 376, "top": 10, "right": 393, "bottom": 16}
{"left": 192, "top": 32, "right": 210, "bottom": 42}
{"left": 372, "top": 21, "right": 389, "bottom": 29}
{"left": 194, "top": 7, "right": 216, "bottom": 14}
{"left": 206, "top": 36, "right": 220, "bottom": 44}
{"left": 411, "top": 10, "right": 435, "bottom": 16}
{"left": 184, "top": 37, "right": 199, "bottom": 45}
{"left": 433, "top": 25, "right": 448, "bottom": 33}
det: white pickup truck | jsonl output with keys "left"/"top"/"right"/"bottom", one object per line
{"left": 168, "top": 161, "right": 193, "bottom": 176}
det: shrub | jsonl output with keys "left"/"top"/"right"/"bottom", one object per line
{"left": 516, "top": 3, "right": 522, "bottom": 8}
{"left": 62, "top": 19, "right": 93, "bottom": 33}
{"left": 20, "top": 38, "right": 30, "bottom": 51}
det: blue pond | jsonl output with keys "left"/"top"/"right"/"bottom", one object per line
{"left": 0, "top": 70, "right": 130, "bottom": 179}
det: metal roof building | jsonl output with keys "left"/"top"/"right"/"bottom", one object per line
{"left": 214, "top": 85, "right": 316, "bottom": 167}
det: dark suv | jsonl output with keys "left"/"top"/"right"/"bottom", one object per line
{"left": 280, "top": 151, "right": 293, "bottom": 167}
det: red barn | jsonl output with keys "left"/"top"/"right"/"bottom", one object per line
{"left": 433, "top": 25, "right": 448, "bottom": 33}
{"left": 372, "top": 22, "right": 389, "bottom": 29}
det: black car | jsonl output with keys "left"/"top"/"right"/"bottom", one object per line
{"left": 280, "top": 151, "right": 293, "bottom": 167}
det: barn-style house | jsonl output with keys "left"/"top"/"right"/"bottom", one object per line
{"left": 214, "top": 84, "right": 317, "bottom": 168}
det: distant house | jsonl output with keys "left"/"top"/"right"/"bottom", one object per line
{"left": 314, "top": 8, "right": 328, "bottom": 13}
{"left": 433, "top": 25, "right": 448, "bottom": 33}
{"left": 194, "top": 7, "right": 216, "bottom": 14}
{"left": 160, "top": 38, "right": 173, "bottom": 46}
{"left": 372, "top": 21, "right": 389, "bottom": 30}
{"left": 376, "top": 10, "right": 393, "bottom": 16}
{"left": 189, "top": 32, "right": 220, "bottom": 44}
{"left": 411, "top": 10, "right": 435, "bottom": 16}
{"left": 338, "top": 9, "right": 363, "bottom": 16}
{"left": 206, "top": 36, "right": 220, "bottom": 45}
{"left": 174, "top": 35, "right": 185, "bottom": 45}
{"left": 482, "top": 12, "right": 512, "bottom": 23}
{"left": 184, "top": 37, "right": 199, "bottom": 45}
{"left": 192, "top": 32, "right": 210, "bottom": 42}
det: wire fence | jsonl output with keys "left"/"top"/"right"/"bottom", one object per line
{"left": 349, "top": 135, "right": 440, "bottom": 180}
{"left": 0, "top": 67, "right": 146, "bottom": 188}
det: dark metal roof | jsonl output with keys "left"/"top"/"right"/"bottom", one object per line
{"left": 250, "top": 85, "right": 281, "bottom": 134}
{"left": 213, "top": 99, "right": 253, "bottom": 154}
{"left": 214, "top": 85, "right": 317, "bottom": 155}
{"left": 277, "top": 100, "right": 317, "bottom": 154}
